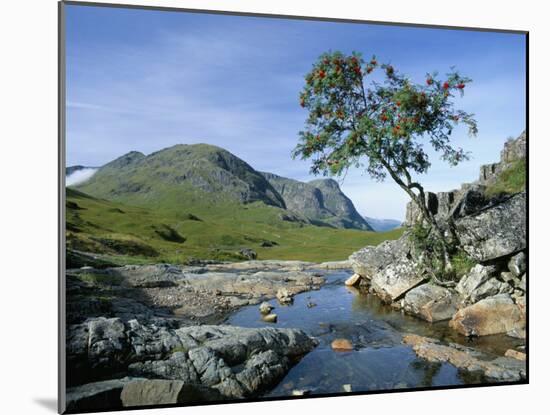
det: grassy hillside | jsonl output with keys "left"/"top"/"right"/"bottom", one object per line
{"left": 485, "top": 159, "right": 526, "bottom": 197}
{"left": 66, "top": 188, "right": 403, "bottom": 265}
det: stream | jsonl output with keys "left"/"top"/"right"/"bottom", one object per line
{"left": 225, "top": 269, "right": 523, "bottom": 396}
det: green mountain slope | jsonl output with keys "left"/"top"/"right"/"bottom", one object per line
{"left": 77, "top": 144, "right": 286, "bottom": 211}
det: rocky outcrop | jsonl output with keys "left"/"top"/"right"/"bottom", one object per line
{"left": 348, "top": 132, "right": 527, "bottom": 337}
{"left": 127, "top": 325, "right": 317, "bottom": 399}
{"left": 403, "top": 334, "right": 526, "bottom": 382}
{"left": 479, "top": 131, "right": 526, "bottom": 184}
{"left": 455, "top": 192, "right": 526, "bottom": 262}
{"left": 68, "top": 319, "right": 317, "bottom": 400}
{"left": 449, "top": 294, "right": 525, "bottom": 336}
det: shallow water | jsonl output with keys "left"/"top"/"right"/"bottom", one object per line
{"left": 226, "top": 270, "right": 522, "bottom": 396}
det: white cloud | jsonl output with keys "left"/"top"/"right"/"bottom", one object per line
{"left": 66, "top": 168, "right": 98, "bottom": 186}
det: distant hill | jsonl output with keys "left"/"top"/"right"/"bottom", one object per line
{"left": 74, "top": 143, "right": 370, "bottom": 231}
{"left": 364, "top": 217, "right": 402, "bottom": 232}
{"left": 262, "top": 172, "right": 372, "bottom": 230}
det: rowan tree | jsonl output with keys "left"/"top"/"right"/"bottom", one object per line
{"left": 293, "top": 51, "right": 478, "bottom": 277}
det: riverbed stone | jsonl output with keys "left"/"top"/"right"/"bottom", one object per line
{"left": 449, "top": 294, "right": 525, "bottom": 336}
{"left": 262, "top": 313, "right": 278, "bottom": 323}
{"left": 402, "top": 283, "right": 458, "bottom": 322}
{"left": 403, "top": 334, "right": 525, "bottom": 381}
{"left": 344, "top": 273, "right": 362, "bottom": 287}
{"left": 276, "top": 288, "right": 293, "bottom": 305}
{"left": 259, "top": 302, "right": 273, "bottom": 315}
{"left": 331, "top": 338, "right": 353, "bottom": 352}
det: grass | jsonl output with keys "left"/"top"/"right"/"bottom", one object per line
{"left": 485, "top": 159, "right": 526, "bottom": 197}
{"left": 450, "top": 250, "right": 476, "bottom": 278}
{"left": 66, "top": 188, "right": 403, "bottom": 264}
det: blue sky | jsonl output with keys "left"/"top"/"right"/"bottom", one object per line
{"left": 65, "top": 5, "right": 526, "bottom": 220}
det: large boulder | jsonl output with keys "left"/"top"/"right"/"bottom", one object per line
{"left": 370, "top": 258, "right": 426, "bottom": 303}
{"left": 402, "top": 283, "right": 458, "bottom": 322}
{"left": 349, "top": 236, "right": 410, "bottom": 279}
{"left": 66, "top": 378, "right": 136, "bottom": 412}
{"left": 454, "top": 192, "right": 526, "bottom": 262}
{"left": 449, "top": 294, "right": 525, "bottom": 336}
{"left": 120, "top": 379, "right": 222, "bottom": 407}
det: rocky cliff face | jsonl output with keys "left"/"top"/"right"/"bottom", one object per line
{"left": 350, "top": 131, "right": 527, "bottom": 338}
{"left": 262, "top": 172, "right": 372, "bottom": 230}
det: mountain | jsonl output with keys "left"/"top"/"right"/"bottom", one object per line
{"left": 364, "top": 217, "right": 402, "bottom": 232}
{"left": 75, "top": 143, "right": 371, "bottom": 230}
{"left": 77, "top": 144, "right": 286, "bottom": 209}
{"left": 262, "top": 172, "right": 372, "bottom": 230}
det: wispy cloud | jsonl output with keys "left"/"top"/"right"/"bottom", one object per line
{"left": 66, "top": 168, "right": 98, "bottom": 186}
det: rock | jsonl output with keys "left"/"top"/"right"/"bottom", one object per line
{"left": 449, "top": 294, "right": 525, "bottom": 336}
{"left": 120, "top": 379, "right": 222, "bottom": 407}
{"left": 276, "top": 288, "right": 293, "bottom": 305}
{"left": 306, "top": 301, "right": 317, "bottom": 308}
{"left": 402, "top": 283, "right": 458, "bottom": 322}
{"left": 455, "top": 192, "right": 526, "bottom": 262}
{"left": 259, "top": 302, "right": 273, "bottom": 315}
{"left": 128, "top": 325, "right": 317, "bottom": 399}
{"left": 448, "top": 187, "right": 488, "bottom": 219}
{"left": 506, "top": 328, "right": 526, "bottom": 339}
{"left": 262, "top": 313, "right": 278, "bottom": 323}
{"left": 342, "top": 384, "right": 352, "bottom": 393}
{"left": 66, "top": 378, "right": 135, "bottom": 412}
{"left": 315, "top": 260, "right": 352, "bottom": 269}
{"left": 108, "top": 264, "right": 182, "bottom": 288}
{"left": 344, "top": 273, "right": 362, "bottom": 287}
{"left": 405, "top": 192, "right": 438, "bottom": 226}
{"left": 508, "top": 252, "right": 526, "bottom": 277}
{"left": 331, "top": 338, "right": 353, "bottom": 352}
{"left": 456, "top": 264, "right": 501, "bottom": 304}
{"left": 501, "top": 131, "right": 526, "bottom": 163}
{"left": 505, "top": 349, "right": 526, "bottom": 361}
{"left": 239, "top": 248, "right": 257, "bottom": 260}
{"left": 403, "top": 334, "right": 525, "bottom": 382}
{"left": 349, "top": 237, "right": 410, "bottom": 279}
{"left": 518, "top": 274, "right": 526, "bottom": 292}
{"left": 370, "top": 258, "right": 426, "bottom": 303}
